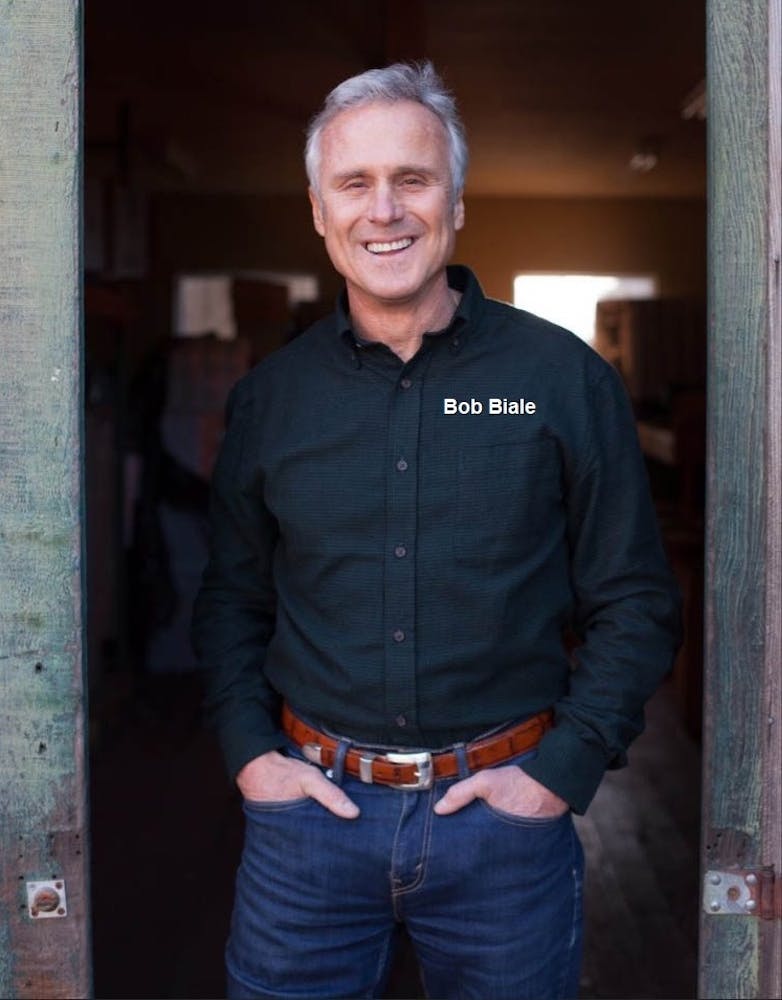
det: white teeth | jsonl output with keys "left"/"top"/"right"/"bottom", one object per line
{"left": 366, "top": 237, "right": 414, "bottom": 253}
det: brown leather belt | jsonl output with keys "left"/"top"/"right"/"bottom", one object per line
{"left": 281, "top": 703, "right": 553, "bottom": 790}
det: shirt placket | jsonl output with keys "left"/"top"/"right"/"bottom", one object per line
{"left": 383, "top": 364, "right": 424, "bottom": 738}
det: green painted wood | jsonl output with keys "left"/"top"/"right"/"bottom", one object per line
{"left": 0, "top": 3, "right": 89, "bottom": 999}
{"left": 760, "top": 4, "right": 782, "bottom": 995}
{"left": 702, "top": 0, "right": 782, "bottom": 997}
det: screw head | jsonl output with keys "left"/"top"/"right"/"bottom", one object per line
{"left": 745, "top": 873, "right": 757, "bottom": 886}
{"left": 709, "top": 874, "right": 722, "bottom": 886}
{"left": 745, "top": 899, "right": 756, "bottom": 912}
{"left": 709, "top": 900, "right": 721, "bottom": 912}
{"left": 32, "top": 887, "right": 60, "bottom": 913}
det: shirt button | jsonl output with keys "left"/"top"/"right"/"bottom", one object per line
{"left": 392, "top": 628, "right": 405, "bottom": 643}
{"left": 396, "top": 458, "right": 408, "bottom": 472}
{"left": 400, "top": 377, "right": 412, "bottom": 389}
{"left": 395, "top": 714, "right": 407, "bottom": 728}
{"left": 394, "top": 544, "right": 407, "bottom": 558}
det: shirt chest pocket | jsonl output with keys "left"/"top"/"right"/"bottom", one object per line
{"left": 454, "top": 438, "right": 562, "bottom": 562}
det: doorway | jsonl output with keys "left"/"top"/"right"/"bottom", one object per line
{"left": 11, "top": 2, "right": 782, "bottom": 998}
{"left": 84, "top": 4, "right": 707, "bottom": 997}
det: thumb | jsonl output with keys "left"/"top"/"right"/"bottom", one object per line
{"left": 302, "top": 769, "right": 360, "bottom": 819}
{"left": 433, "top": 774, "right": 482, "bottom": 815}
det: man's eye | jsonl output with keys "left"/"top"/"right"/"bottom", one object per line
{"left": 401, "top": 177, "right": 424, "bottom": 187}
{"left": 346, "top": 180, "right": 367, "bottom": 190}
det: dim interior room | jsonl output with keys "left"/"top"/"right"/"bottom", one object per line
{"left": 84, "top": 2, "right": 706, "bottom": 997}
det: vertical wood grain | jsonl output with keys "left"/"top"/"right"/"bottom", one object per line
{"left": 702, "top": 0, "right": 782, "bottom": 996}
{"left": 760, "top": 0, "right": 782, "bottom": 992}
{"left": 0, "top": 3, "right": 89, "bottom": 998}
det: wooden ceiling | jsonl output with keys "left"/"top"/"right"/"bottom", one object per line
{"left": 86, "top": 0, "right": 706, "bottom": 198}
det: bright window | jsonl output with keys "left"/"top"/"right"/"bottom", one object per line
{"left": 173, "top": 270, "right": 319, "bottom": 339}
{"left": 513, "top": 273, "right": 658, "bottom": 344}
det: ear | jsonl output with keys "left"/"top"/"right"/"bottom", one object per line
{"left": 453, "top": 192, "right": 465, "bottom": 231}
{"left": 309, "top": 187, "right": 326, "bottom": 237}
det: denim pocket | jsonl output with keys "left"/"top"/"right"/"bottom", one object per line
{"left": 472, "top": 747, "right": 571, "bottom": 827}
{"left": 476, "top": 799, "right": 571, "bottom": 828}
{"left": 242, "top": 794, "right": 312, "bottom": 814}
{"left": 239, "top": 742, "right": 316, "bottom": 813}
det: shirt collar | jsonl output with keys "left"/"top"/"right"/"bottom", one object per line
{"left": 337, "top": 265, "right": 487, "bottom": 357}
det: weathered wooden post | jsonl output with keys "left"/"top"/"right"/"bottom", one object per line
{"left": 0, "top": 2, "right": 90, "bottom": 997}
{"left": 701, "top": 0, "right": 782, "bottom": 996}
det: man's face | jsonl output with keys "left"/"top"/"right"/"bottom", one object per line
{"left": 309, "top": 100, "right": 465, "bottom": 312}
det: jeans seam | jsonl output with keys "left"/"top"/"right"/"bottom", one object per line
{"left": 370, "top": 922, "right": 393, "bottom": 999}
{"left": 475, "top": 798, "right": 569, "bottom": 827}
{"left": 390, "top": 794, "right": 409, "bottom": 920}
{"left": 242, "top": 797, "right": 310, "bottom": 813}
{"left": 391, "top": 788, "right": 435, "bottom": 911}
{"left": 555, "top": 820, "right": 583, "bottom": 999}
{"left": 394, "top": 785, "right": 434, "bottom": 899}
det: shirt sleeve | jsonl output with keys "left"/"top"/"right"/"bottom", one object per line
{"left": 520, "top": 364, "right": 683, "bottom": 813}
{"left": 191, "top": 380, "right": 286, "bottom": 779}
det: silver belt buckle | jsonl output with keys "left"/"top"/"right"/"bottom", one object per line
{"left": 384, "top": 750, "right": 434, "bottom": 790}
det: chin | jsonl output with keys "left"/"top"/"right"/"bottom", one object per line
{"left": 366, "top": 267, "right": 436, "bottom": 300}
{"left": 372, "top": 280, "right": 420, "bottom": 300}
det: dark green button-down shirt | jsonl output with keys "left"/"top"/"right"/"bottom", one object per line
{"left": 192, "top": 265, "right": 681, "bottom": 813}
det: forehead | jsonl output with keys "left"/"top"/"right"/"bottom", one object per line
{"left": 318, "top": 100, "right": 449, "bottom": 174}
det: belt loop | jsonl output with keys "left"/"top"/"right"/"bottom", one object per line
{"left": 453, "top": 742, "right": 470, "bottom": 779}
{"left": 331, "top": 737, "right": 351, "bottom": 786}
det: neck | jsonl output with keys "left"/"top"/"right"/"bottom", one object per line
{"left": 349, "top": 276, "right": 461, "bottom": 363}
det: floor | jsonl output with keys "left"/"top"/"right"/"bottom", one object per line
{"left": 575, "top": 684, "right": 701, "bottom": 998}
{"left": 90, "top": 675, "right": 700, "bottom": 999}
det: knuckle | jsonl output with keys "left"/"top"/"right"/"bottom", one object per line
{"left": 299, "top": 772, "right": 320, "bottom": 794}
{"left": 472, "top": 775, "right": 489, "bottom": 796}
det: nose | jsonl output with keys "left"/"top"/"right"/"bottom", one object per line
{"left": 367, "top": 181, "right": 403, "bottom": 225}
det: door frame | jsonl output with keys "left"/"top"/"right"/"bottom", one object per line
{"left": 0, "top": 1, "right": 780, "bottom": 997}
{"left": 700, "top": 1, "right": 782, "bottom": 996}
{"left": 0, "top": 2, "right": 89, "bottom": 999}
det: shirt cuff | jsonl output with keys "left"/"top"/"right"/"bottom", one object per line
{"left": 217, "top": 714, "right": 287, "bottom": 781}
{"left": 519, "top": 722, "right": 607, "bottom": 814}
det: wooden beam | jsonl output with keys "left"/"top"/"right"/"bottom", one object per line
{"left": 0, "top": 3, "right": 90, "bottom": 998}
{"left": 701, "top": 0, "right": 782, "bottom": 996}
{"left": 760, "top": 0, "right": 782, "bottom": 991}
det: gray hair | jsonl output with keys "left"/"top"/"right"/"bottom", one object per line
{"left": 305, "top": 61, "right": 468, "bottom": 199}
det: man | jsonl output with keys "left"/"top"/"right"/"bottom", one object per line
{"left": 192, "top": 62, "right": 681, "bottom": 1000}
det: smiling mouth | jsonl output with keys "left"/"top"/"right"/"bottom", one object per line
{"left": 365, "top": 237, "right": 415, "bottom": 254}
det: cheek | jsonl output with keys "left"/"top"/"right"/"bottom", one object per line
{"left": 322, "top": 229, "right": 361, "bottom": 274}
{"left": 326, "top": 210, "right": 360, "bottom": 242}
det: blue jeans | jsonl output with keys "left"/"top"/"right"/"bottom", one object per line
{"left": 226, "top": 742, "right": 584, "bottom": 1000}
